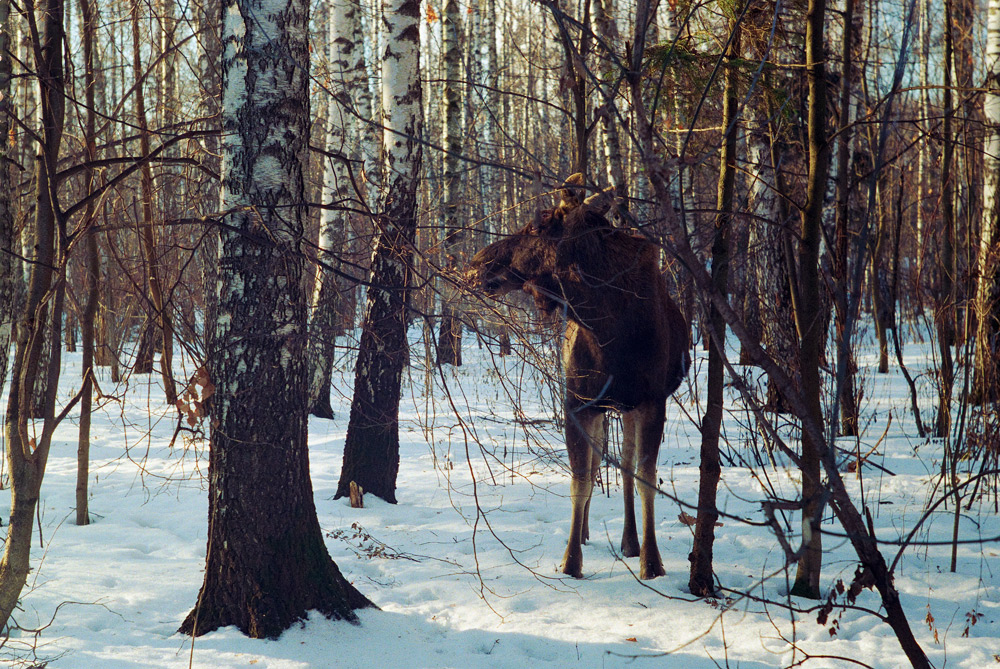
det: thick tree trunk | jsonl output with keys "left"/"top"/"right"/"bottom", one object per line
{"left": 180, "top": 0, "right": 372, "bottom": 638}
{"left": 689, "top": 13, "right": 739, "bottom": 598}
{"left": 337, "top": 0, "right": 422, "bottom": 503}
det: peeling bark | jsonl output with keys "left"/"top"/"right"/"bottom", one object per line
{"left": 180, "top": 0, "right": 372, "bottom": 637}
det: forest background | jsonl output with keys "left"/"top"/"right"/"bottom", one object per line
{"left": 0, "top": 0, "right": 999, "bottom": 665}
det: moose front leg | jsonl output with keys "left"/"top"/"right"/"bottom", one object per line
{"left": 561, "top": 408, "right": 604, "bottom": 578}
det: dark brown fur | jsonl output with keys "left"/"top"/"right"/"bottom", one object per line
{"left": 467, "top": 194, "right": 690, "bottom": 579}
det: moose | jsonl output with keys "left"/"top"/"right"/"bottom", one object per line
{"left": 466, "top": 174, "right": 690, "bottom": 579}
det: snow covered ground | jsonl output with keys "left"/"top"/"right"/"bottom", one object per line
{"left": 1, "top": 326, "right": 998, "bottom": 668}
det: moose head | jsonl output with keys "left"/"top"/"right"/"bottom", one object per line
{"left": 466, "top": 173, "right": 619, "bottom": 313}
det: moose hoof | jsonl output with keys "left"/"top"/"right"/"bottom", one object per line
{"left": 639, "top": 561, "right": 666, "bottom": 580}
{"left": 561, "top": 548, "right": 584, "bottom": 578}
{"left": 621, "top": 532, "right": 640, "bottom": 558}
{"left": 639, "top": 546, "right": 665, "bottom": 579}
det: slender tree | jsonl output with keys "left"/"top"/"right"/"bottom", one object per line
{"left": 179, "top": 0, "right": 372, "bottom": 636}
{"left": 0, "top": 0, "right": 14, "bottom": 399}
{"left": 789, "top": 0, "right": 830, "bottom": 601}
{"left": 689, "top": 7, "right": 739, "bottom": 598}
{"left": 592, "top": 0, "right": 626, "bottom": 192}
{"left": 197, "top": 0, "right": 222, "bottom": 363}
{"left": 307, "top": 0, "right": 373, "bottom": 417}
{"left": 436, "top": 0, "right": 464, "bottom": 367}
{"left": 832, "top": 0, "right": 861, "bottom": 435}
{"left": 937, "top": 0, "right": 957, "bottom": 439}
{"left": 972, "top": 0, "right": 1000, "bottom": 404}
{"left": 336, "top": 0, "right": 423, "bottom": 503}
{"left": 130, "top": 0, "right": 177, "bottom": 403}
{"left": 76, "top": 0, "right": 100, "bottom": 527}
{"left": 0, "top": 0, "right": 69, "bottom": 628}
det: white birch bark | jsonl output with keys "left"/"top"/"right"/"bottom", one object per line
{"left": 0, "top": 0, "right": 14, "bottom": 397}
{"left": 337, "top": 0, "right": 422, "bottom": 501}
{"left": 180, "top": 0, "right": 369, "bottom": 638}
{"left": 973, "top": 0, "right": 1000, "bottom": 401}
{"left": 593, "top": 0, "right": 626, "bottom": 191}
{"left": 435, "top": 0, "right": 464, "bottom": 366}
{"left": 916, "top": 0, "right": 931, "bottom": 284}
{"left": 307, "top": 0, "right": 375, "bottom": 415}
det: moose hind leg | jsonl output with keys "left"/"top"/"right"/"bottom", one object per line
{"left": 581, "top": 435, "right": 602, "bottom": 544}
{"left": 561, "top": 409, "right": 604, "bottom": 578}
{"left": 635, "top": 402, "right": 666, "bottom": 579}
{"left": 620, "top": 412, "right": 640, "bottom": 558}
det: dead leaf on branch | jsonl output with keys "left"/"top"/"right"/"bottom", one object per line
{"left": 678, "top": 512, "right": 722, "bottom": 527}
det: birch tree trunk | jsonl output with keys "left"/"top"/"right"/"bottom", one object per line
{"left": 198, "top": 0, "right": 222, "bottom": 364}
{"left": 307, "top": 0, "right": 373, "bottom": 417}
{"left": 972, "top": 0, "right": 1000, "bottom": 404}
{"left": 179, "top": 0, "right": 372, "bottom": 637}
{"left": 336, "top": 0, "right": 423, "bottom": 503}
{"left": 916, "top": 0, "right": 931, "bottom": 303}
{"left": 436, "top": 0, "right": 463, "bottom": 366}
{"left": 592, "top": 0, "right": 626, "bottom": 192}
{"left": 0, "top": 0, "right": 14, "bottom": 401}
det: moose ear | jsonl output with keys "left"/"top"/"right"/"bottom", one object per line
{"left": 582, "top": 186, "right": 621, "bottom": 216}
{"left": 558, "top": 173, "right": 586, "bottom": 212}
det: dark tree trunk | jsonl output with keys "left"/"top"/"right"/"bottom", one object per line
{"left": 77, "top": 0, "right": 99, "bottom": 526}
{"left": 0, "top": 0, "right": 67, "bottom": 625}
{"left": 133, "top": 319, "right": 155, "bottom": 374}
{"left": 832, "top": 0, "right": 860, "bottom": 436}
{"left": 689, "top": 11, "right": 739, "bottom": 597}
{"left": 337, "top": 216, "right": 413, "bottom": 503}
{"left": 937, "top": 0, "right": 957, "bottom": 439}
{"left": 791, "top": 0, "right": 830, "bottom": 600}
{"left": 130, "top": 0, "right": 177, "bottom": 403}
{"left": 180, "top": 0, "right": 372, "bottom": 638}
